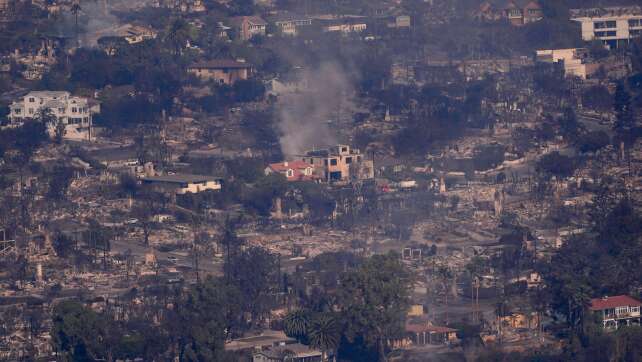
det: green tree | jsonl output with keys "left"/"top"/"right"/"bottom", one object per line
{"left": 175, "top": 277, "right": 241, "bottom": 361}
{"left": 224, "top": 246, "right": 279, "bottom": 327}
{"left": 52, "top": 300, "right": 116, "bottom": 361}
{"left": 164, "top": 18, "right": 192, "bottom": 56}
{"left": 614, "top": 81, "right": 634, "bottom": 132}
{"left": 337, "top": 253, "right": 411, "bottom": 361}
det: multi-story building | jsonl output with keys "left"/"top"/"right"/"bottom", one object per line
{"left": 298, "top": 145, "right": 374, "bottom": 183}
{"left": 8, "top": 91, "right": 99, "bottom": 141}
{"left": 268, "top": 13, "right": 312, "bottom": 36}
{"left": 571, "top": 6, "right": 642, "bottom": 48}
{"left": 229, "top": 16, "right": 267, "bottom": 41}
{"left": 589, "top": 295, "right": 641, "bottom": 330}
{"left": 474, "top": 0, "right": 543, "bottom": 26}
{"left": 535, "top": 48, "right": 600, "bottom": 79}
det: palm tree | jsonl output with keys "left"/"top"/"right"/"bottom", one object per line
{"left": 437, "top": 266, "right": 456, "bottom": 325}
{"left": 70, "top": 1, "right": 81, "bottom": 47}
{"left": 308, "top": 314, "right": 340, "bottom": 361}
{"left": 283, "top": 310, "right": 309, "bottom": 342}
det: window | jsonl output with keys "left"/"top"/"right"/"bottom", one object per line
{"left": 330, "top": 159, "right": 338, "bottom": 166}
{"left": 632, "top": 29, "right": 642, "bottom": 37}
{"left": 508, "top": 9, "right": 521, "bottom": 17}
{"left": 286, "top": 169, "right": 293, "bottom": 177}
{"left": 29, "top": 97, "right": 35, "bottom": 102}
{"left": 631, "top": 306, "right": 640, "bottom": 313}
{"left": 595, "top": 31, "right": 613, "bottom": 37}
{"left": 324, "top": 159, "right": 328, "bottom": 166}
{"left": 72, "top": 107, "right": 77, "bottom": 113}
{"left": 15, "top": 109, "right": 21, "bottom": 114}
{"left": 346, "top": 157, "right": 352, "bottom": 164}
{"left": 58, "top": 108, "right": 64, "bottom": 113}
{"left": 606, "top": 21, "right": 616, "bottom": 28}
{"left": 616, "top": 306, "right": 629, "bottom": 315}
{"left": 341, "top": 147, "right": 347, "bottom": 152}
{"left": 629, "top": 19, "right": 641, "bottom": 27}
{"left": 28, "top": 108, "right": 34, "bottom": 114}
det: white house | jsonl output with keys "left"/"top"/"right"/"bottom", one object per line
{"left": 8, "top": 91, "right": 99, "bottom": 141}
{"left": 571, "top": 6, "right": 642, "bottom": 48}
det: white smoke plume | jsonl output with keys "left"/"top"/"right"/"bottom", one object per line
{"left": 277, "top": 62, "right": 355, "bottom": 156}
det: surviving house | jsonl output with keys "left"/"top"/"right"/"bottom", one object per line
{"left": 265, "top": 161, "right": 318, "bottom": 182}
{"left": 268, "top": 13, "right": 312, "bottom": 36}
{"left": 571, "top": 6, "right": 642, "bottom": 48}
{"left": 187, "top": 59, "right": 253, "bottom": 84}
{"left": 474, "top": 0, "right": 543, "bottom": 26}
{"left": 252, "top": 343, "right": 323, "bottom": 362}
{"left": 589, "top": 295, "right": 641, "bottom": 330}
{"left": 141, "top": 174, "right": 222, "bottom": 194}
{"left": 319, "top": 17, "right": 368, "bottom": 33}
{"left": 229, "top": 16, "right": 268, "bottom": 40}
{"left": 298, "top": 145, "right": 374, "bottom": 182}
{"left": 7, "top": 91, "right": 100, "bottom": 141}
{"left": 535, "top": 48, "right": 599, "bottom": 79}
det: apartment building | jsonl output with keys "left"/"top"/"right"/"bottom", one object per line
{"left": 8, "top": 91, "right": 99, "bottom": 141}
{"left": 589, "top": 295, "right": 641, "bottom": 330}
{"left": 298, "top": 145, "right": 374, "bottom": 183}
{"left": 571, "top": 6, "right": 642, "bottom": 48}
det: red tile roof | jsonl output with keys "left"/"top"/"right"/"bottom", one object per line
{"left": 589, "top": 295, "right": 642, "bottom": 311}
{"left": 267, "top": 161, "right": 318, "bottom": 181}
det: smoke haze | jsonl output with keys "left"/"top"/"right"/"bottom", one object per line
{"left": 277, "top": 62, "right": 355, "bottom": 156}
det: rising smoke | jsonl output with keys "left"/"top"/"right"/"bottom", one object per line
{"left": 277, "top": 62, "right": 355, "bottom": 156}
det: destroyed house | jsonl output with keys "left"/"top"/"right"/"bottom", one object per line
{"left": 590, "top": 295, "right": 641, "bottom": 330}
{"left": 141, "top": 174, "right": 222, "bottom": 194}
{"left": 252, "top": 342, "right": 323, "bottom": 362}
{"left": 187, "top": 59, "right": 253, "bottom": 85}
{"left": 474, "top": 0, "right": 543, "bottom": 26}
{"left": 298, "top": 145, "right": 374, "bottom": 182}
